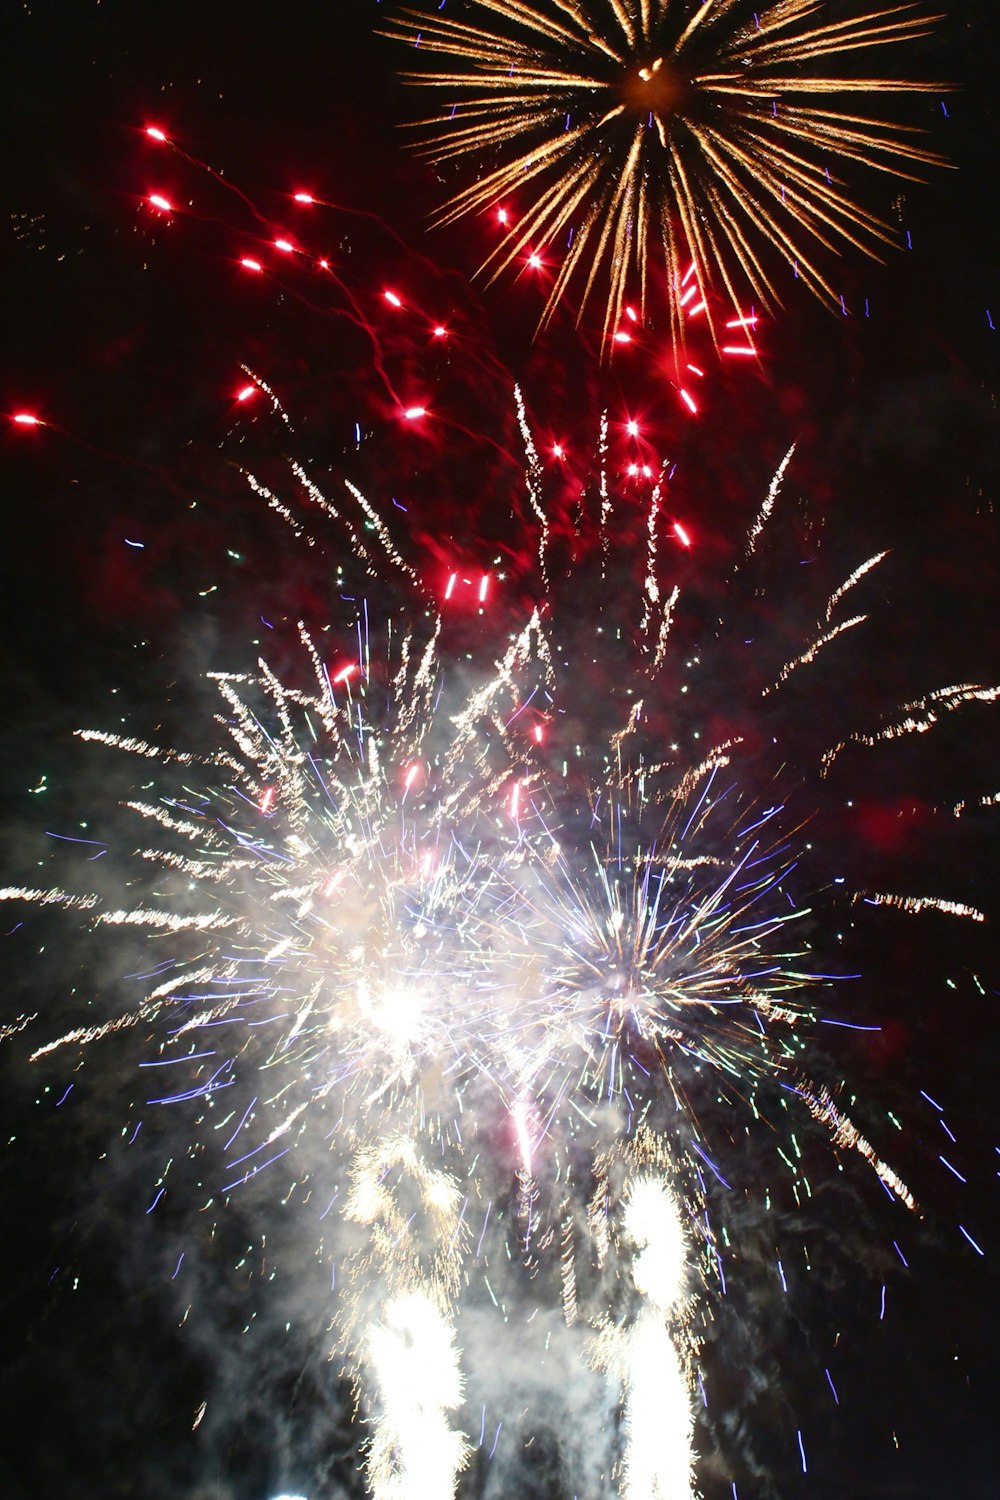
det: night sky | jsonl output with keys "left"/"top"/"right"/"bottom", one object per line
{"left": 1, "top": 3, "right": 997, "bottom": 1497}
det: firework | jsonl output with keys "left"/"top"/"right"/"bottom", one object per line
{"left": 6, "top": 384, "right": 995, "bottom": 1494}
{"left": 384, "top": 0, "right": 948, "bottom": 344}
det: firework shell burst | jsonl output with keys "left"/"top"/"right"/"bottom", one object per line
{"left": 6, "top": 380, "right": 995, "bottom": 1491}
{"left": 385, "top": 0, "right": 949, "bottom": 346}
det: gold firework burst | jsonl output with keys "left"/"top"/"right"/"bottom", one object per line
{"left": 384, "top": 1, "right": 948, "bottom": 347}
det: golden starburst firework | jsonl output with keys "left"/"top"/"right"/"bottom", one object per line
{"left": 384, "top": 1, "right": 948, "bottom": 347}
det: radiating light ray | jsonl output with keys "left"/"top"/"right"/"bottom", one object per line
{"left": 854, "top": 890, "right": 987, "bottom": 923}
{"left": 795, "top": 1082, "right": 917, "bottom": 1210}
{"left": 0, "top": 885, "right": 100, "bottom": 912}
{"left": 824, "top": 548, "right": 889, "bottom": 622}
{"left": 763, "top": 612, "right": 867, "bottom": 695}
{"left": 822, "top": 683, "right": 1000, "bottom": 772}
{"left": 952, "top": 790, "right": 1000, "bottom": 819}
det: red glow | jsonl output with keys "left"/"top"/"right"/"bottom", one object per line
{"left": 682, "top": 261, "right": 697, "bottom": 286}
{"left": 293, "top": 192, "right": 315, "bottom": 205}
{"left": 627, "top": 463, "right": 639, "bottom": 477}
{"left": 725, "top": 314, "right": 758, "bottom": 328}
{"left": 686, "top": 363, "right": 705, "bottom": 377}
{"left": 533, "top": 724, "right": 544, "bottom": 745}
{"left": 145, "top": 126, "right": 168, "bottom": 143}
{"left": 497, "top": 207, "right": 509, "bottom": 225}
{"left": 722, "top": 344, "right": 757, "bottom": 356}
{"left": 614, "top": 331, "right": 632, "bottom": 344}
{"left": 679, "top": 283, "right": 697, "bottom": 308}
{"left": 259, "top": 787, "right": 277, "bottom": 815}
{"left": 274, "top": 238, "right": 295, "bottom": 254}
{"left": 625, "top": 305, "right": 638, "bottom": 323}
{"left": 626, "top": 419, "right": 640, "bottom": 438}
{"left": 688, "top": 300, "right": 706, "bottom": 317}
{"left": 147, "top": 193, "right": 173, "bottom": 213}
{"left": 240, "top": 257, "right": 263, "bottom": 273}
{"left": 679, "top": 389, "right": 698, "bottom": 415}
{"left": 852, "top": 795, "right": 934, "bottom": 853}
{"left": 433, "top": 325, "right": 447, "bottom": 338}
{"left": 236, "top": 385, "right": 257, "bottom": 403}
{"left": 332, "top": 663, "right": 358, "bottom": 685}
{"left": 527, "top": 252, "right": 543, "bottom": 269}
{"left": 12, "top": 412, "right": 41, "bottom": 427}
{"left": 674, "top": 521, "right": 692, "bottom": 548}
{"left": 402, "top": 405, "right": 427, "bottom": 421}
{"left": 384, "top": 290, "right": 402, "bottom": 308}
{"left": 444, "top": 572, "right": 458, "bottom": 600}
{"left": 318, "top": 258, "right": 330, "bottom": 270}
{"left": 551, "top": 443, "right": 565, "bottom": 460}
{"left": 478, "top": 574, "right": 489, "bottom": 604}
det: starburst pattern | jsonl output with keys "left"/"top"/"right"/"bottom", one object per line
{"left": 386, "top": 0, "right": 948, "bottom": 344}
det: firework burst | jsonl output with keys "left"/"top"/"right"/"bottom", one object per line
{"left": 6, "top": 384, "right": 994, "bottom": 1492}
{"left": 385, "top": 0, "right": 948, "bottom": 345}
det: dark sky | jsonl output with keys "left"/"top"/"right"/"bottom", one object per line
{"left": 0, "top": 3, "right": 997, "bottom": 1498}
